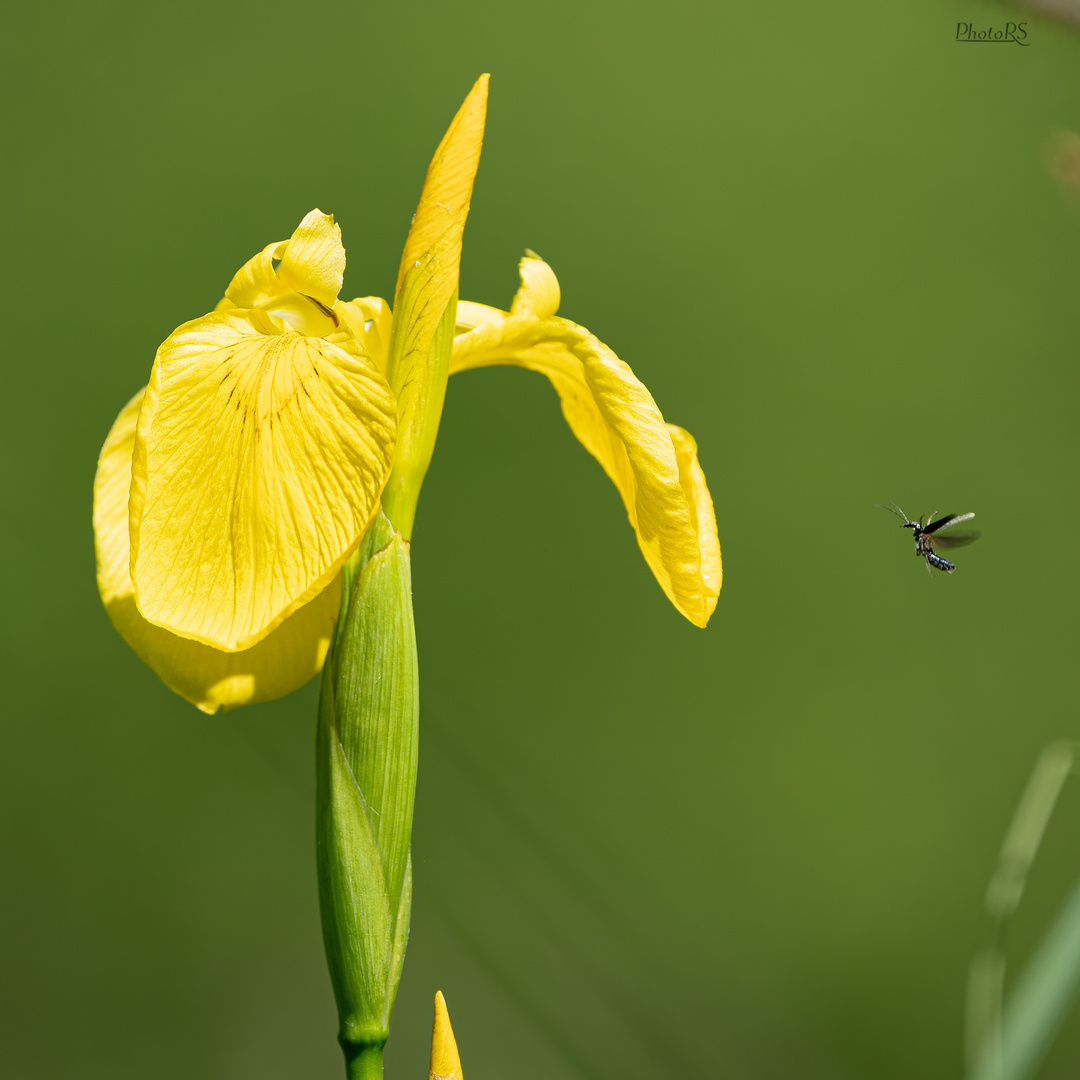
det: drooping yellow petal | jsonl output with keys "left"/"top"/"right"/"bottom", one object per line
{"left": 452, "top": 259, "right": 721, "bottom": 627}
{"left": 667, "top": 423, "right": 722, "bottom": 612}
{"left": 454, "top": 300, "right": 504, "bottom": 332}
{"left": 95, "top": 389, "right": 339, "bottom": 713}
{"left": 429, "top": 992, "right": 463, "bottom": 1080}
{"left": 382, "top": 75, "right": 489, "bottom": 537}
{"left": 130, "top": 309, "right": 396, "bottom": 651}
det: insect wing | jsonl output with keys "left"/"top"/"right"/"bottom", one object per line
{"left": 923, "top": 512, "right": 975, "bottom": 535}
{"left": 929, "top": 530, "right": 981, "bottom": 550}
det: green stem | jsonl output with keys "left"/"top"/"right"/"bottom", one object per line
{"left": 316, "top": 512, "right": 418, "bottom": 1077}
{"left": 317, "top": 209, "right": 460, "bottom": 1079}
{"left": 343, "top": 1043, "right": 386, "bottom": 1080}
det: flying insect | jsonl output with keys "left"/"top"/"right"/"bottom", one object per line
{"left": 876, "top": 503, "right": 981, "bottom": 576}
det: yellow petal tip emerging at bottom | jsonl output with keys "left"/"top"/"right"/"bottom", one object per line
{"left": 429, "top": 991, "right": 463, "bottom": 1080}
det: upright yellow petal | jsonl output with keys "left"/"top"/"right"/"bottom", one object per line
{"left": 429, "top": 992, "right": 463, "bottom": 1080}
{"left": 510, "top": 251, "right": 560, "bottom": 318}
{"left": 130, "top": 309, "right": 396, "bottom": 651}
{"left": 224, "top": 240, "right": 289, "bottom": 309}
{"left": 277, "top": 209, "right": 346, "bottom": 310}
{"left": 452, "top": 259, "right": 721, "bottom": 627}
{"left": 95, "top": 390, "right": 340, "bottom": 713}
{"left": 382, "top": 75, "right": 489, "bottom": 536}
{"left": 394, "top": 76, "right": 489, "bottom": 304}
{"left": 222, "top": 210, "right": 345, "bottom": 313}
{"left": 336, "top": 296, "right": 393, "bottom": 374}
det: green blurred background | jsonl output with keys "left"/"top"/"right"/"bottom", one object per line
{"left": 3, "top": 0, "right": 1080, "bottom": 1077}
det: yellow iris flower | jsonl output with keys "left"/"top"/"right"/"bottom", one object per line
{"left": 93, "top": 77, "right": 721, "bottom": 715}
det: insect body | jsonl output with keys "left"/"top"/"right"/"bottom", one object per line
{"left": 876, "top": 503, "right": 980, "bottom": 576}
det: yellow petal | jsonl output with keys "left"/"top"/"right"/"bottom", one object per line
{"left": 130, "top": 309, "right": 396, "bottom": 651}
{"left": 95, "top": 389, "right": 340, "bottom": 713}
{"left": 452, "top": 262, "right": 721, "bottom": 627}
{"left": 454, "top": 300, "right": 505, "bottom": 333}
{"left": 336, "top": 296, "right": 393, "bottom": 374}
{"left": 277, "top": 209, "right": 346, "bottom": 310}
{"left": 509, "top": 251, "right": 560, "bottom": 318}
{"left": 667, "top": 423, "right": 722, "bottom": 609}
{"left": 429, "top": 991, "right": 463, "bottom": 1080}
{"left": 394, "top": 76, "right": 489, "bottom": 305}
{"left": 224, "top": 240, "right": 289, "bottom": 309}
{"left": 382, "top": 74, "right": 489, "bottom": 536}
{"left": 222, "top": 210, "right": 345, "bottom": 314}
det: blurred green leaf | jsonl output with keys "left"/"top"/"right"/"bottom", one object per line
{"left": 967, "top": 742, "right": 1080, "bottom": 1080}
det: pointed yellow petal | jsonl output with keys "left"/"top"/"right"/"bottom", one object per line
{"left": 429, "top": 992, "right": 463, "bottom": 1080}
{"left": 95, "top": 389, "right": 340, "bottom": 713}
{"left": 130, "top": 309, "right": 396, "bottom": 651}
{"left": 277, "top": 209, "right": 346, "bottom": 309}
{"left": 382, "top": 76, "right": 489, "bottom": 536}
{"left": 510, "top": 251, "right": 560, "bottom": 318}
{"left": 394, "top": 76, "right": 489, "bottom": 304}
{"left": 452, "top": 259, "right": 720, "bottom": 626}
